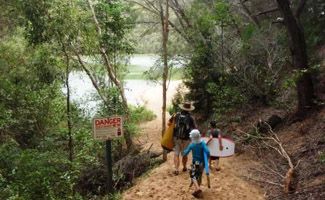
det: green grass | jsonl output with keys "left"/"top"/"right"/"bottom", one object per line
{"left": 170, "top": 68, "right": 183, "bottom": 80}
{"left": 125, "top": 64, "right": 146, "bottom": 79}
{"left": 125, "top": 64, "right": 183, "bottom": 80}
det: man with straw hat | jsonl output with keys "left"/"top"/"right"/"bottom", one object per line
{"left": 169, "top": 101, "right": 196, "bottom": 175}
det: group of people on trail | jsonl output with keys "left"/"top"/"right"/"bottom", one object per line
{"left": 168, "top": 101, "right": 223, "bottom": 198}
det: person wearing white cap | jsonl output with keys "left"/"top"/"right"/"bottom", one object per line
{"left": 183, "top": 129, "right": 210, "bottom": 198}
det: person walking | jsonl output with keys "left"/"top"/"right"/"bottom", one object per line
{"left": 169, "top": 101, "right": 196, "bottom": 175}
{"left": 205, "top": 120, "right": 223, "bottom": 171}
{"left": 183, "top": 129, "right": 210, "bottom": 198}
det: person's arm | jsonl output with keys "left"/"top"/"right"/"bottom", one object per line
{"left": 202, "top": 142, "right": 210, "bottom": 157}
{"left": 182, "top": 143, "right": 193, "bottom": 156}
{"left": 190, "top": 115, "right": 197, "bottom": 129}
{"left": 206, "top": 130, "right": 213, "bottom": 144}
{"left": 218, "top": 129, "right": 223, "bottom": 151}
{"left": 167, "top": 113, "right": 176, "bottom": 126}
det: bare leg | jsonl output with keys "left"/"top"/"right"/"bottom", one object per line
{"left": 209, "top": 158, "right": 212, "bottom": 169}
{"left": 193, "top": 180, "right": 200, "bottom": 191}
{"left": 174, "top": 153, "right": 180, "bottom": 172}
{"left": 192, "top": 180, "right": 202, "bottom": 198}
{"left": 215, "top": 159, "right": 221, "bottom": 171}
{"left": 182, "top": 155, "right": 188, "bottom": 170}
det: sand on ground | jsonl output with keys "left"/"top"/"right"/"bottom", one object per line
{"left": 122, "top": 81, "right": 265, "bottom": 200}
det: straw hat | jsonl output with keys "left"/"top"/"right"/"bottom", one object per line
{"left": 178, "top": 101, "right": 195, "bottom": 111}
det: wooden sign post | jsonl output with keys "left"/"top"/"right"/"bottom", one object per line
{"left": 105, "top": 140, "right": 113, "bottom": 193}
{"left": 93, "top": 116, "right": 123, "bottom": 193}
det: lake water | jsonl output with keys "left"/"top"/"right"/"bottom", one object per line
{"left": 67, "top": 55, "right": 181, "bottom": 116}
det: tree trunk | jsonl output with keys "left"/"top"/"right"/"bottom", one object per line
{"left": 87, "top": 0, "right": 132, "bottom": 149}
{"left": 161, "top": 0, "right": 169, "bottom": 161}
{"left": 63, "top": 46, "right": 73, "bottom": 162}
{"left": 276, "top": 0, "right": 315, "bottom": 117}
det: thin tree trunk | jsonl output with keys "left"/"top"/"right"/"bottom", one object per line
{"left": 161, "top": 0, "right": 169, "bottom": 161}
{"left": 74, "top": 51, "right": 109, "bottom": 106}
{"left": 276, "top": 0, "right": 314, "bottom": 117}
{"left": 87, "top": 0, "right": 128, "bottom": 112}
{"left": 87, "top": 0, "right": 132, "bottom": 149}
{"left": 63, "top": 45, "right": 73, "bottom": 162}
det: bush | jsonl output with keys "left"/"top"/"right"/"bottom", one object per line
{"left": 0, "top": 142, "right": 77, "bottom": 200}
{"left": 129, "top": 105, "right": 156, "bottom": 124}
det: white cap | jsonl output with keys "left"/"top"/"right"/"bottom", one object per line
{"left": 189, "top": 129, "right": 201, "bottom": 143}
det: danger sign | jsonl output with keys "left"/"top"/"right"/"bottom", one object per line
{"left": 93, "top": 116, "right": 123, "bottom": 141}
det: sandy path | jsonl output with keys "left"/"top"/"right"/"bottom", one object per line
{"left": 123, "top": 82, "right": 265, "bottom": 200}
{"left": 123, "top": 155, "right": 264, "bottom": 200}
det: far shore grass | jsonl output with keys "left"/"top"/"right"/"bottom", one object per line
{"left": 125, "top": 64, "right": 183, "bottom": 80}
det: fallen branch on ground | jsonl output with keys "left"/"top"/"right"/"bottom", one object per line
{"left": 237, "top": 122, "right": 300, "bottom": 193}
{"left": 243, "top": 175, "right": 284, "bottom": 187}
{"left": 263, "top": 123, "right": 300, "bottom": 193}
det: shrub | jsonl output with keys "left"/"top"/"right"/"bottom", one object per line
{"left": 0, "top": 142, "right": 76, "bottom": 200}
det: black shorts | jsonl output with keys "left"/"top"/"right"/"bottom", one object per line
{"left": 210, "top": 156, "right": 219, "bottom": 160}
{"left": 190, "top": 162, "right": 204, "bottom": 185}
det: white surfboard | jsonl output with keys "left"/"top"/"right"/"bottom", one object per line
{"left": 202, "top": 137, "right": 235, "bottom": 157}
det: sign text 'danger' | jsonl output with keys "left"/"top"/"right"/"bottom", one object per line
{"left": 93, "top": 116, "right": 123, "bottom": 141}
{"left": 95, "top": 118, "right": 121, "bottom": 128}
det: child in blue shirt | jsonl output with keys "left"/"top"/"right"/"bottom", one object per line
{"left": 183, "top": 129, "right": 210, "bottom": 198}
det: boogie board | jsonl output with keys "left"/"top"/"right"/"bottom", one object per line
{"left": 161, "top": 120, "right": 175, "bottom": 151}
{"left": 202, "top": 137, "right": 235, "bottom": 157}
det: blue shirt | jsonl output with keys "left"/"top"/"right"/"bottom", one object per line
{"left": 183, "top": 141, "right": 210, "bottom": 164}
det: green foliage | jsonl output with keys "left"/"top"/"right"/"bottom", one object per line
{"left": 0, "top": 30, "right": 65, "bottom": 147}
{"left": 167, "top": 104, "right": 177, "bottom": 116}
{"left": 214, "top": 0, "right": 233, "bottom": 25}
{"left": 175, "top": 0, "right": 291, "bottom": 118}
{"left": 96, "top": 0, "right": 135, "bottom": 55}
{"left": 206, "top": 81, "right": 247, "bottom": 114}
{"left": 0, "top": 0, "right": 157, "bottom": 199}
{"left": 283, "top": 64, "right": 321, "bottom": 90}
{"left": 240, "top": 129, "right": 264, "bottom": 145}
{"left": 96, "top": 88, "right": 156, "bottom": 139}
{"left": 21, "top": 0, "right": 53, "bottom": 44}
{"left": 93, "top": 0, "right": 135, "bottom": 81}
{"left": 320, "top": 152, "right": 325, "bottom": 164}
{"left": 129, "top": 105, "right": 156, "bottom": 124}
{"left": 96, "top": 86, "right": 156, "bottom": 123}
{"left": 0, "top": 0, "right": 322, "bottom": 199}
{"left": 241, "top": 23, "right": 256, "bottom": 43}
{"left": 217, "top": 25, "right": 288, "bottom": 108}
{"left": 302, "top": 0, "right": 325, "bottom": 49}
{"left": 0, "top": 143, "right": 76, "bottom": 200}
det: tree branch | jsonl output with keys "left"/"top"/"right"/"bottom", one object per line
{"left": 73, "top": 49, "right": 109, "bottom": 107}
{"left": 254, "top": 7, "right": 279, "bottom": 17}
{"left": 244, "top": 175, "right": 284, "bottom": 187}
{"left": 239, "top": 0, "right": 261, "bottom": 27}
{"left": 295, "top": 0, "right": 308, "bottom": 18}
{"left": 87, "top": 0, "right": 129, "bottom": 112}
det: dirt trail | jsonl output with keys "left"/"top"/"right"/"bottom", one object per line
{"left": 122, "top": 82, "right": 265, "bottom": 200}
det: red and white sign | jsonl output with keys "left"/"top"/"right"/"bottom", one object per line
{"left": 93, "top": 116, "right": 123, "bottom": 140}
